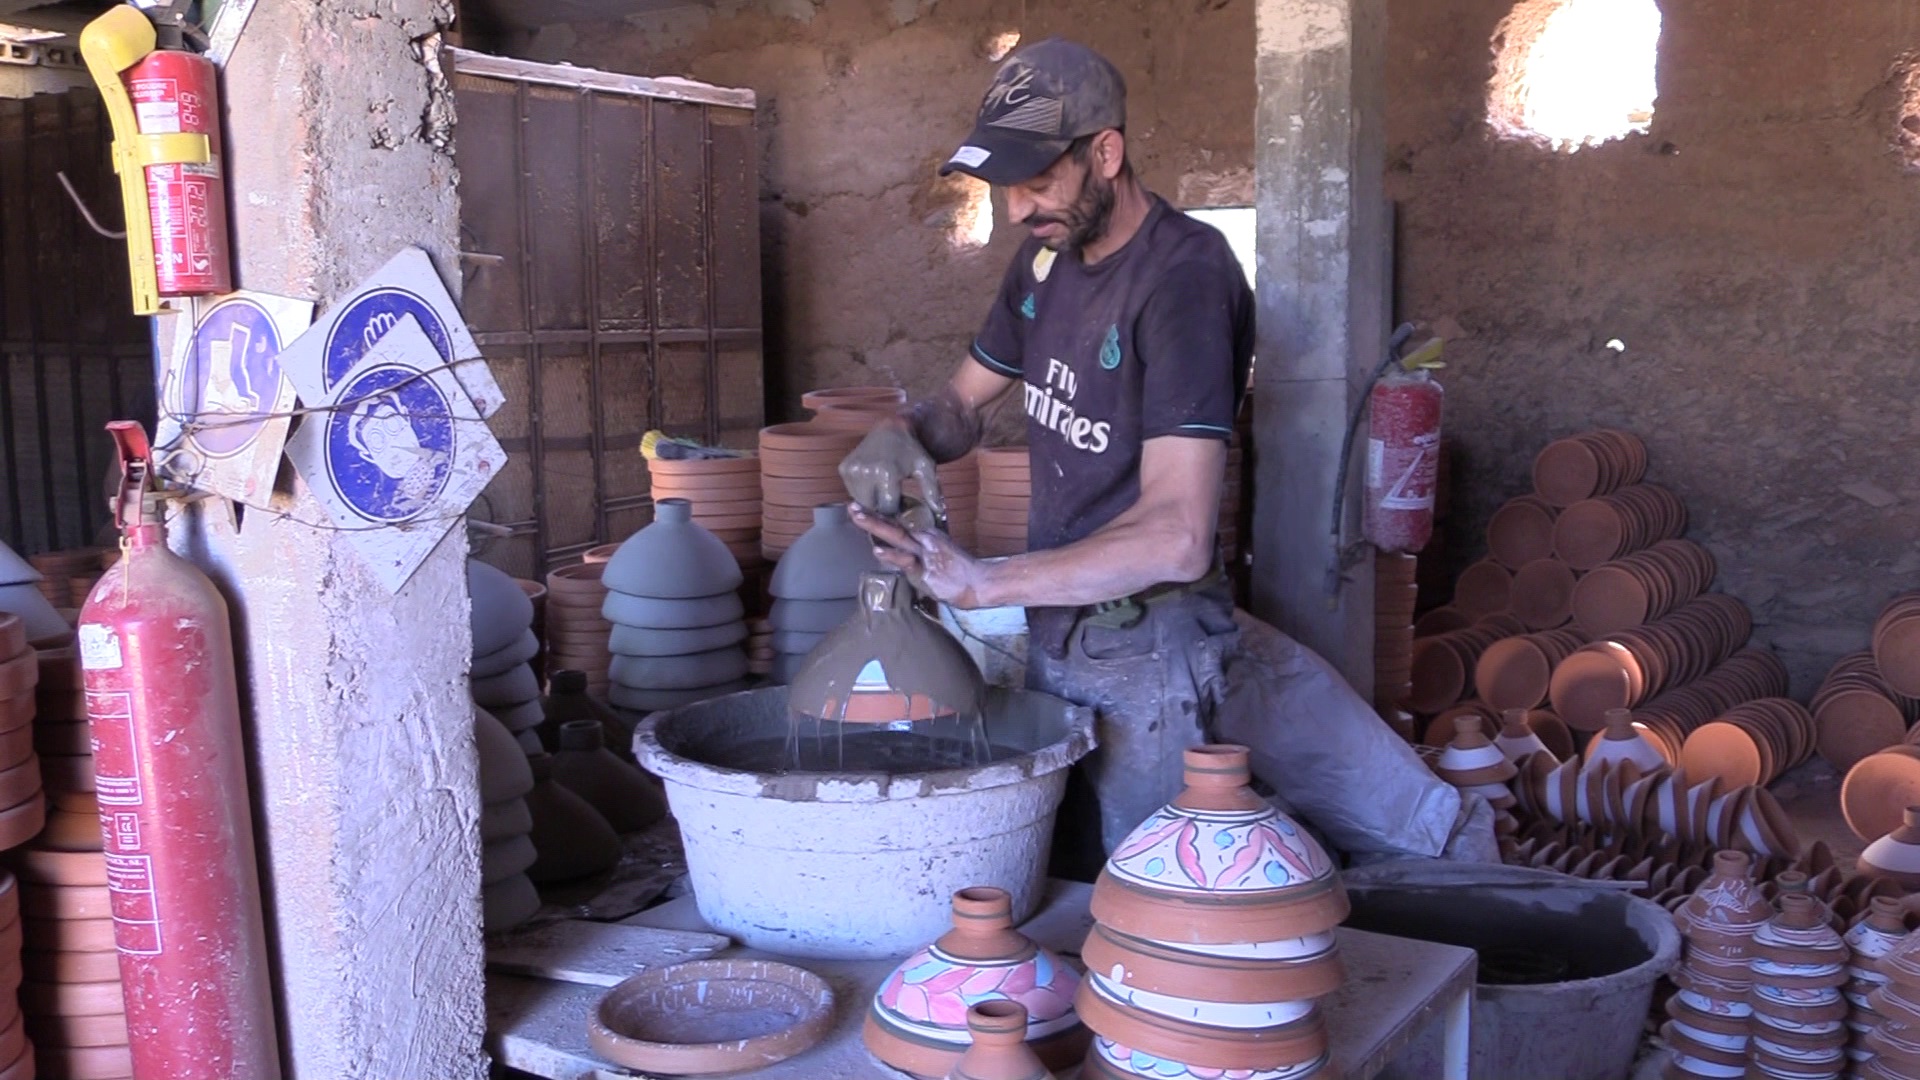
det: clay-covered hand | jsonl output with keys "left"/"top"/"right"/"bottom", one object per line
{"left": 839, "top": 421, "right": 945, "bottom": 519}
{"left": 849, "top": 507, "right": 986, "bottom": 608}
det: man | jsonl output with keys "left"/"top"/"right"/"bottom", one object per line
{"left": 843, "top": 38, "right": 1485, "bottom": 876}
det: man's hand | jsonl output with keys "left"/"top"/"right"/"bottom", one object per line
{"left": 849, "top": 506, "right": 990, "bottom": 608}
{"left": 839, "top": 421, "right": 946, "bottom": 518}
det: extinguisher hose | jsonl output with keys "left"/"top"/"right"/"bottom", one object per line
{"left": 1330, "top": 323, "right": 1416, "bottom": 541}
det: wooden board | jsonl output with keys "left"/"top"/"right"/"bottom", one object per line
{"left": 487, "top": 919, "right": 730, "bottom": 988}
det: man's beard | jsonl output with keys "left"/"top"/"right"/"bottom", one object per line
{"left": 1031, "top": 167, "right": 1116, "bottom": 254}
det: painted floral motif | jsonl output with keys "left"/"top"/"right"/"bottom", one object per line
{"left": 874, "top": 942, "right": 1080, "bottom": 1039}
{"left": 1092, "top": 1037, "right": 1327, "bottom": 1079}
{"left": 1108, "top": 806, "right": 1332, "bottom": 896}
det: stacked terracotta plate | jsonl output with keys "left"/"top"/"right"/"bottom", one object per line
{"left": 647, "top": 455, "right": 764, "bottom": 573}
{"left": 1413, "top": 605, "right": 1472, "bottom": 637}
{"left": 1874, "top": 593, "right": 1920, "bottom": 700}
{"left": 1814, "top": 652, "right": 1920, "bottom": 773}
{"left": 27, "top": 550, "right": 109, "bottom": 611}
{"left": 0, "top": 872, "right": 28, "bottom": 1080}
{"left": 1078, "top": 746, "right": 1345, "bottom": 1080}
{"left": 1570, "top": 539, "right": 1716, "bottom": 635}
{"left": 1547, "top": 593, "right": 1753, "bottom": 730}
{"left": 29, "top": 643, "right": 78, "bottom": 811}
{"left": 1679, "top": 699, "right": 1817, "bottom": 789}
{"left": 1474, "top": 627, "right": 1588, "bottom": 712}
{"left": 1513, "top": 751, "right": 1801, "bottom": 861}
{"left": 0, "top": 545, "right": 70, "bottom": 649}
{"left": 1374, "top": 553, "right": 1418, "bottom": 716}
{"left": 1486, "top": 495, "right": 1558, "bottom": 570}
{"left": 976, "top": 448, "right": 1031, "bottom": 558}
{"left": 1630, "top": 648, "right": 1791, "bottom": 761}
{"left": 601, "top": 500, "right": 750, "bottom": 716}
{"left": 1841, "top": 895, "right": 1907, "bottom": 1078}
{"left": 1551, "top": 483, "right": 1687, "bottom": 571}
{"left": 13, "top": 792, "right": 129, "bottom": 1080}
{"left": 903, "top": 453, "right": 981, "bottom": 551}
{"left": 544, "top": 564, "right": 614, "bottom": 697}
{"left": 475, "top": 705, "right": 539, "bottom": 933}
{"left": 746, "top": 618, "right": 775, "bottom": 679}
{"left": 469, "top": 560, "right": 544, "bottom": 752}
{"left": 801, "top": 386, "right": 905, "bottom": 432}
{"left": 759, "top": 424, "right": 865, "bottom": 562}
{"left": 1664, "top": 851, "right": 1769, "bottom": 1080}
{"left": 1530, "top": 429, "right": 1648, "bottom": 507}
{"left": 1867, "top": 933, "right": 1920, "bottom": 1080}
{"left": 765, "top": 506, "right": 875, "bottom": 685}
{"left": 1509, "top": 558, "right": 1582, "bottom": 631}
{"left": 1452, "top": 559, "right": 1513, "bottom": 618}
{"left": 1406, "top": 622, "right": 1512, "bottom": 714}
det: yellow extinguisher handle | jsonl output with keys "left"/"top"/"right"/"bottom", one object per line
{"left": 80, "top": 6, "right": 165, "bottom": 317}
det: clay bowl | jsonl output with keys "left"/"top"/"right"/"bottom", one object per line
{"left": 801, "top": 386, "right": 906, "bottom": 411}
{"left": 758, "top": 423, "right": 864, "bottom": 452}
{"left": 588, "top": 958, "right": 834, "bottom": 1075}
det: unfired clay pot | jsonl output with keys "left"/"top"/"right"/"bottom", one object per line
{"left": 602, "top": 499, "right": 744, "bottom": 600}
{"left": 769, "top": 597, "right": 859, "bottom": 634}
{"left": 551, "top": 719, "right": 667, "bottom": 834}
{"left": 476, "top": 706, "right": 533, "bottom": 805}
{"left": 483, "top": 873, "right": 539, "bottom": 934}
{"left": 864, "top": 887, "right": 1087, "bottom": 1078}
{"left": 945, "top": 1001, "right": 1054, "bottom": 1080}
{"left": 524, "top": 752, "right": 621, "bottom": 884}
{"left": 469, "top": 558, "right": 535, "bottom": 657}
{"left": 770, "top": 504, "right": 881, "bottom": 602}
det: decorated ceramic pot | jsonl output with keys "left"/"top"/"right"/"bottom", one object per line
{"left": 1676, "top": 851, "right": 1772, "bottom": 965}
{"left": 1080, "top": 1036, "right": 1329, "bottom": 1079}
{"left": 864, "top": 887, "right": 1088, "bottom": 1078}
{"left": 947, "top": 1001, "right": 1054, "bottom": 1080}
{"left": 1664, "top": 987, "right": 1750, "bottom": 1038}
{"left": 1434, "top": 716, "right": 1515, "bottom": 786}
{"left": 1091, "top": 746, "right": 1347, "bottom": 946}
{"left": 1080, "top": 923, "right": 1343, "bottom": 1009}
{"left": 1845, "top": 896, "right": 1906, "bottom": 1010}
{"left": 1750, "top": 895, "right": 1850, "bottom": 991}
{"left": 1073, "top": 975, "right": 1327, "bottom": 1076}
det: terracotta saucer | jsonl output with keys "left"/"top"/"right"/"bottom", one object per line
{"left": 1509, "top": 559, "right": 1580, "bottom": 631}
{"left": 20, "top": 948, "right": 120, "bottom": 986}
{"left": 19, "top": 978, "right": 125, "bottom": 1017}
{"left": 1533, "top": 436, "right": 1605, "bottom": 507}
{"left": 8, "top": 846, "right": 105, "bottom": 888}
{"left": 589, "top": 959, "right": 835, "bottom": 1076}
{"left": 1681, "top": 722, "right": 1764, "bottom": 789}
{"left": 1487, "top": 497, "right": 1559, "bottom": 570}
{"left": 32, "top": 1044, "right": 132, "bottom": 1080}
{"left": 1548, "top": 647, "right": 1636, "bottom": 731}
{"left": 20, "top": 916, "right": 114, "bottom": 953}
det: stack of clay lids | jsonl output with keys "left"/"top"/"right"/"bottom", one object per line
{"left": 1570, "top": 539, "right": 1716, "bottom": 636}
{"left": 1551, "top": 484, "right": 1687, "bottom": 571}
{"left": 475, "top": 705, "right": 539, "bottom": 933}
{"left": 1508, "top": 558, "right": 1581, "bottom": 631}
{"left": 1080, "top": 746, "right": 1344, "bottom": 1080}
{"left": 1748, "top": 894, "right": 1851, "bottom": 1078}
{"left": 544, "top": 563, "right": 614, "bottom": 696}
{"left": 601, "top": 500, "right": 750, "bottom": 716}
{"left": 1531, "top": 429, "right": 1648, "bottom": 507}
{"left": 1548, "top": 594, "right": 1753, "bottom": 730}
{"left": 1665, "top": 851, "right": 1768, "bottom": 1077}
{"left": 1843, "top": 745, "right": 1920, "bottom": 845}
{"left": 759, "top": 424, "right": 865, "bottom": 561}
{"left": 1433, "top": 716, "right": 1519, "bottom": 821}
{"left": 1418, "top": 701, "right": 1498, "bottom": 748}
{"left": 0, "top": 622, "right": 43, "bottom": 852}
{"left": 1814, "top": 652, "right": 1920, "bottom": 772}
{"left": 1374, "top": 554, "right": 1418, "bottom": 714}
{"left": 1474, "top": 627, "right": 1588, "bottom": 712}
{"left": 1842, "top": 895, "right": 1907, "bottom": 1077}
{"left": 0, "top": 874, "right": 25, "bottom": 1079}
{"left": 746, "top": 619, "right": 776, "bottom": 678}
{"left": 1868, "top": 931, "right": 1920, "bottom": 1080}
{"left": 1486, "top": 495, "right": 1558, "bottom": 570}
{"left": 1491, "top": 707, "right": 1563, "bottom": 763}
{"left": 801, "top": 386, "right": 905, "bottom": 432}
{"left": 976, "top": 448, "right": 1031, "bottom": 558}
{"left": 1406, "top": 622, "right": 1512, "bottom": 714}
{"left": 1679, "top": 699, "right": 1817, "bottom": 789}
{"left": 903, "top": 453, "right": 981, "bottom": 551}
{"left": 12, "top": 797, "right": 131, "bottom": 1080}
{"left": 27, "top": 550, "right": 109, "bottom": 611}
{"left": 0, "top": 545, "right": 70, "bottom": 649}
{"left": 469, "top": 560, "right": 545, "bottom": 749}
{"left": 647, "top": 455, "right": 764, "bottom": 572}
{"left": 1451, "top": 560, "right": 1513, "bottom": 618}
{"left": 765, "top": 505, "right": 877, "bottom": 685}
{"left": 28, "top": 641, "right": 80, "bottom": 812}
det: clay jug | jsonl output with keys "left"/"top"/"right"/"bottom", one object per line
{"left": 540, "top": 669, "right": 628, "bottom": 755}
{"left": 946, "top": 1002, "right": 1052, "bottom": 1080}
{"left": 865, "top": 887, "right": 1086, "bottom": 1078}
{"left": 523, "top": 751, "right": 621, "bottom": 883}
{"left": 550, "top": 719, "right": 667, "bottom": 833}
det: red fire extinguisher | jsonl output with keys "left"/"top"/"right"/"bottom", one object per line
{"left": 124, "top": 41, "right": 232, "bottom": 297}
{"left": 76, "top": 422, "right": 279, "bottom": 1078}
{"left": 1363, "top": 368, "right": 1445, "bottom": 553}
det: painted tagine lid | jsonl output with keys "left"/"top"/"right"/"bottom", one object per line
{"left": 790, "top": 570, "right": 983, "bottom": 723}
{"left": 863, "top": 887, "right": 1086, "bottom": 1078}
{"left": 602, "top": 498, "right": 744, "bottom": 600}
{"left": 1433, "top": 715, "right": 1516, "bottom": 786}
{"left": 945, "top": 1001, "right": 1055, "bottom": 1080}
{"left": 1081, "top": 1037, "right": 1331, "bottom": 1080}
{"left": 1749, "top": 894, "right": 1849, "bottom": 990}
{"left": 1676, "top": 851, "right": 1772, "bottom": 955}
{"left": 1090, "top": 745, "right": 1348, "bottom": 946}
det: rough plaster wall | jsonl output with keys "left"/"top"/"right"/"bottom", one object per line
{"left": 506, "top": 0, "right": 1255, "bottom": 423}
{"left": 179, "top": 1, "right": 489, "bottom": 1075}
{"left": 0, "top": 63, "right": 87, "bottom": 98}
{"left": 1388, "top": 0, "right": 1920, "bottom": 695}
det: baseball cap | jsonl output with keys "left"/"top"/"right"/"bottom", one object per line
{"left": 940, "top": 38, "right": 1127, "bottom": 186}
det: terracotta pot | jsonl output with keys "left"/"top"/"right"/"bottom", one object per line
{"left": 864, "top": 887, "right": 1086, "bottom": 1078}
{"left": 1073, "top": 977, "right": 1326, "bottom": 1073}
{"left": 1080, "top": 1035, "right": 1329, "bottom": 1079}
{"left": 937, "top": 1001, "right": 1054, "bottom": 1080}
{"left": 802, "top": 386, "right": 907, "bottom": 411}
{"left": 1080, "top": 921, "right": 1342, "bottom": 1006}
{"left": 1090, "top": 746, "right": 1347, "bottom": 946}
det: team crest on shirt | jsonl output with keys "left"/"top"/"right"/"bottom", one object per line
{"left": 1099, "top": 324, "right": 1121, "bottom": 370}
{"left": 1032, "top": 248, "right": 1057, "bottom": 283}
{"left": 1020, "top": 294, "right": 1036, "bottom": 319}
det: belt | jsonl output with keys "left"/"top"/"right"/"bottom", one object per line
{"left": 1083, "top": 566, "right": 1227, "bottom": 629}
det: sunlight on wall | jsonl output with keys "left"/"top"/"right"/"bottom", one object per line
{"left": 1489, "top": 0, "right": 1662, "bottom": 152}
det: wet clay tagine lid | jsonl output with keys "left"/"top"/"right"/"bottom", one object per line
{"left": 769, "top": 504, "right": 881, "bottom": 602}
{"left": 602, "top": 499, "right": 744, "bottom": 600}
{"left": 945, "top": 1001, "right": 1055, "bottom": 1080}
{"left": 1091, "top": 745, "right": 1348, "bottom": 945}
{"left": 789, "top": 570, "right": 984, "bottom": 723}
{"left": 864, "top": 886, "right": 1087, "bottom": 1078}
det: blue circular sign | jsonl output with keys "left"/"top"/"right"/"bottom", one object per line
{"left": 322, "top": 288, "right": 455, "bottom": 392}
{"left": 323, "top": 364, "right": 455, "bottom": 522}
{"left": 176, "top": 298, "right": 283, "bottom": 458}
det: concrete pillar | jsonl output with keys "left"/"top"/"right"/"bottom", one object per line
{"left": 166, "top": 3, "right": 488, "bottom": 1076}
{"left": 1248, "top": 0, "right": 1389, "bottom": 691}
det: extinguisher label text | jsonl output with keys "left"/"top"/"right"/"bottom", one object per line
{"left": 77, "top": 624, "right": 123, "bottom": 670}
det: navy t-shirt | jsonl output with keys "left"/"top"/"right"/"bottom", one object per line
{"left": 971, "top": 196, "right": 1253, "bottom": 648}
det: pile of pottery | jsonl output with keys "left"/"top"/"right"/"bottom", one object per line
{"left": 1866, "top": 932, "right": 1920, "bottom": 1080}
{"left": 1551, "top": 483, "right": 1687, "bottom": 570}
{"left": 1664, "top": 850, "right": 1770, "bottom": 1079}
{"left": 1452, "top": 560, "right": 1514, "bottom": 618}
{"left": 0, "top": 545, "right": 70, "bottom": 648}
{"left": 1493, "top": 707, "right": 1574, "bottom": 763}
{"left": 1679, "top": 699, "right": 1817, "bottom": 789}
{"left": 1570, "top": 539, "right": 1716, "bottom": 635}
{"left": 545, "top": 563, "right": 614, "bottom": 696}
{"left": 1474, "top": 627, "right": 1588, "bottom": 712}
{"left": 1076, "top": 745, "right": 1346, "bottom": 1080}
{"left": 28, "top": 644, "right": 76, "bottom": 828}
{"left": 1631, "top": 649, "right": 1793, "bottom": 764}
{"left": 1841, "top": 895, "right": 1908, "bottom": 1078}
{"left": 1375, "top": 553, "right": 1418, "bottom": 733}
{"left": 1856, "top": 807, "right": 1920, "bottom": 892}
{"left": 1486, "top": 494, "right": 1558, "bottom": 569}
{"left": 803, "top": 386, "right": 905, "bottom": 431}
{"left": 760, "top": 423, "right": 865, "bottom": 561}
{"left": 470, "top": 559, "right": 545, "bottom": 752}
{"left": 765, "top": 505, "right": 876, "bottom": 685}
{"left": 1874, "top": 593, "right": 1920, "bottom": 700}
{"left": 1585, "top": 708, "right": 1671, "bottom": 773}
{"left": 476, "top": 705, "right": 539, "bottom": 933}
{"left": 1419, "top": 698, "right": 1570, "bottom": 755}
{"left": 1505, "top": 827, "right": 1707, "bottom": 909}
{"left": 1510, "top": 753, "right": 1801, "bottom": 861}
{"left": 549, "top": 716, "right": 666, "bottom": 833}
{"left": 28, "top": 549, "right": 111, "bottom": 611}
{"left": 1433, "top": 716, "right": 1519, "bottom": 835}
{"left": 975, "top": 448, "right": 1031, "bottom": 558}
{"left": 1746, "top": 893, "right": 1850, "bottom": 1079}
{"left": 904, "top": 453, "right": 982, "bottom": 552}
{"left": 601, "top": 499, "right": 749, "bottom": 716}
{"left": 1407, "top": 620, "right": 1520, "bottom": 714}
{"left": 12, "top": 798, "right": 131, "bottom": 1080}
{"left": 646, "top": 454, "right": 764, "bottom": 574}
{"left": 523, "top": 750, "right": 620, "bottom": 884}
{"left": 1531, "top": 429, "right": 1649, "bottom": 507}
{"left": 1814, "top": 651, "right": 1920, "bottom": 773}
{"left": 1508, "top": 556, "right": 1582, "bottom": 631}
{"left": 863, "top": 885, "right": 1087, "bottom": 1076}
{"left": 1547, "top": 593, "right": 1753, "bottom": 730}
